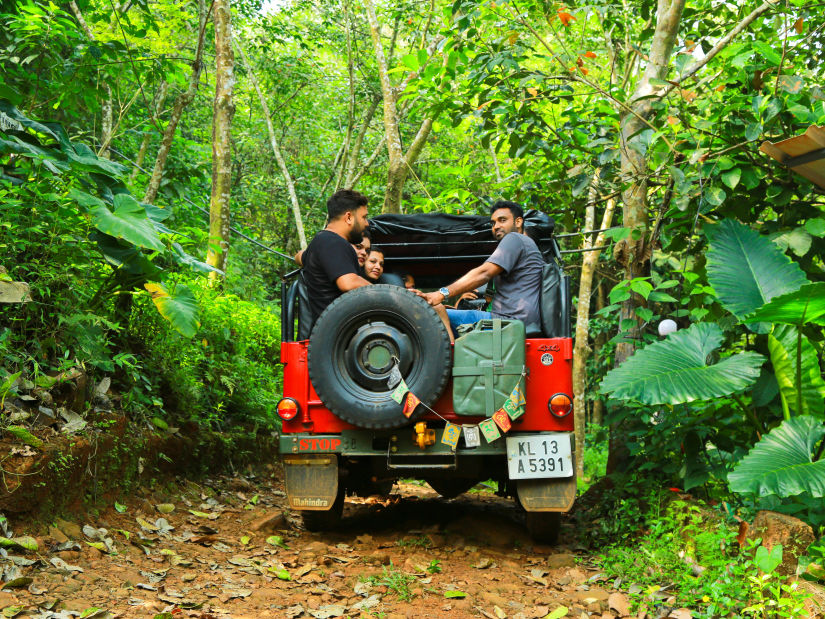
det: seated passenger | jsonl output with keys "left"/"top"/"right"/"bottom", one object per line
{"left": 353, "top": 229, "right": 371, "bottom": 270}
{"left": 302, "top": 190, "right": 373, "bottom": 325}
{"left": 363, "top": 247, "right": 385, "bottom": 283}
{"left": 365, "top": 247, "right": 405, "bottom": 286}
{"left": 418, "top": 200, "right": 543, "bottom": 342}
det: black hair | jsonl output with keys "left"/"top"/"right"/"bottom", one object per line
{"left": 327, "top": 189, "right": 368, "bottom": 220}
{"left": 361, "top": 228, "right": 372, "bottom": 239}
{"left": 367, "top": 245, "right": 383, "bottom": 256}
{"left": 490, "top": 200, "right": 524, "bottom": 221}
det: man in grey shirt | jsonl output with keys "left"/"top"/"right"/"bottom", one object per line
{"left": 418, "top": 201, "right": 544, "bottom": 342}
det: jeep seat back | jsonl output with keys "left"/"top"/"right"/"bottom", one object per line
{"left": 525, "top": 260, "right": 570, "bottom": 338}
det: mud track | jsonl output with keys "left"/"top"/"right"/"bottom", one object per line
{"left": 0, "top": 469, "right": 681, "bottom": 618}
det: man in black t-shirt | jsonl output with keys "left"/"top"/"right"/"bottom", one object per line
{"left": 302, "top": 189, "right": 372, "bottom": 325}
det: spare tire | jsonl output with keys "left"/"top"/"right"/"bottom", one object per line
{"left": 308, "top": 285, "right": 451, "bottom": 430}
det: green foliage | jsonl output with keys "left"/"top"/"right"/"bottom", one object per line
{"left": 705, "top": 219, "right": 808, "bottom": 320}
{"left": 129, "top": 277, "right": 281, "bottom": 426}
{"left": 746, "top": 282, "right": 825, "bottom": 326}
{"left": 767, "top": 326, "right": 825, "bottom": 418}
{"left": 600, "top": 323, "right": 764, "bottom": 405}
{"left": 363, "top": 564, "right": 417, "bottom": 602}
{"left": 144, "top": 281, "right": 201, "bottom": 339}
{"left": 592, "top": 490, "right": 809, "bottom": 617}
{"left": 728, "top": 416, "right": 825, "bottom": 499}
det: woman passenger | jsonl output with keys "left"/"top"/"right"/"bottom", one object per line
{"left": 363, "top": 247, "right": 385, "bottom": 283}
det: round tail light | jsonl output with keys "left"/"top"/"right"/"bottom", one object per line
{"left": 277, "top": 398, "right": 300, "bottom": 421}
{"left": 548, "top": 393, "right": 573, "bottom": 418}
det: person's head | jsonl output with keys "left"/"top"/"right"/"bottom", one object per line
{"left": 364, "top": 247, "right": 385, "bottom": 283}
{"left": 490, "top": 200, "right": 525, "bottom": 240}
{"left": 353, "top": 229, "right": 372, "bottom": 267}
{"left": 402, "top": 273, "right": 415, "bottom": 289}
{"left": 327, "top": 189, "right": 369, "bottom": 244}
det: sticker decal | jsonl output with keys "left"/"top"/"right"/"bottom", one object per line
{"left": 540, "top": 353, "right": 554, "bottom": 366}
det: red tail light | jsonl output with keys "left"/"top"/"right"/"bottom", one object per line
{"left": 277, "top": 398, "right": 300, "bottom": 421}
{"left": 548, "top": 393, "right": 573, "bottom": 418}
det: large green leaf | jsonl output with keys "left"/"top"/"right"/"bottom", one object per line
{"left": 705, "top": 219, "right": 808, "bottom": 318}
{"left": 768, "top": 325, "right": 825, "bottom": 418}
{"left": 745, "top": 282, "right": 825, "bottom": 326}
{"left": 144, "top": 282, "right": 200, "bottom": 338}
{"left": 600, "top": 323, "right": 764, "bottom": 405}
{"left": 71, "top": 190, "right": 165, "bottom": 252}
{"left": 728, "top": 416, "right": 825, "bottom": 498}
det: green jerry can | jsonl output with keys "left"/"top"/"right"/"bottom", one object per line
{"left": 452, "top": 319, "right": 526, "bottom": 417}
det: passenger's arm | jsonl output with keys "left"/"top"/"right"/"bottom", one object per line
{"left": 419, "top": 261, "right": 503, "bottom": 306}
{"left": 294, "top": 250, "right": 304, "bottom": 266}
{"left": 335, "top": 272, "right": 373, "bottom": 292}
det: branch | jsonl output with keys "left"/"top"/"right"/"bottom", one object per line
{"left": 662, "top": 0, "right": 779, "bottom": 96}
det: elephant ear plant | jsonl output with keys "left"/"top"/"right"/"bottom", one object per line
{"left": 600, "top": 219, "right": 825, "bottom": 506}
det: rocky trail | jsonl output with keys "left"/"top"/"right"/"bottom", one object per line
{"left": 0, "top": 470, "right": 733, "bottom": 619}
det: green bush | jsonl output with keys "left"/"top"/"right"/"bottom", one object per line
{"left": 130, "top": 276, "right": 282, "bottom": 428}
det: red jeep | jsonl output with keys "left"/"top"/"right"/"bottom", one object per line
{"left": 277, "top": 211, "right": 575, "bottom": 543}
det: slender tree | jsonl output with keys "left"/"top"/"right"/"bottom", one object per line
{"left": 143, "top": 0, "right": 210, "bottom": 204}
{"left": 206, "top": 0, "right": 235, "bottom": 277}
{"left": 236, "top": 41, "right": 307, "bottom": 249}
{"left": 363, "top": 0, "right": 437, "bottom": 213}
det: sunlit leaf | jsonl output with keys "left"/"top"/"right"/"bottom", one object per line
{"left": 144, "top": 282, "right": 200, "bottom": 338}
{"left": 729, "top": 416, "right": 825, "bottom": 498}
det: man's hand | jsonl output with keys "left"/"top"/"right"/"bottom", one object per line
{"left": 418, "top": 290, "right": 446, "bottom": 306}
{"left": 458, "top": 291, "right": 478, "bottom": 302}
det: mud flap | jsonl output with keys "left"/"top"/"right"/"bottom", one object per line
{"left": 283, "top": 454, "right": 339, "bottom": 511}
{"left": 517, "top": 468, "right": 576, "bottom": 512}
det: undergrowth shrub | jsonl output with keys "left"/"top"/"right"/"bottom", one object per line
{"left": 585, "top": 480, "right": 810, "bottom": 617}
{"left": 130, "top": 276, "right": 282, "bottom": 429}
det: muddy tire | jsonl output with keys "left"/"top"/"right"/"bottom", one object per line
{"left": 524, "top": 511, "right": 561, "bottom": 545}
{"left": 308, "top": 285, "right": 451, "bottom": 430}
{"left": 301, "top": 488, "right": 344, "bottom": 532}
{"left": 425, "top": 477, "right": 478, "bottom": 499}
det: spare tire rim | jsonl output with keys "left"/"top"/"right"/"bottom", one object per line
{"left": 341, "top": 318, "right": 414, "bottom": 391}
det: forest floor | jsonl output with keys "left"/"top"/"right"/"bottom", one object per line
{"left": 0, "top": 467, "right": 696, "bottom": 619}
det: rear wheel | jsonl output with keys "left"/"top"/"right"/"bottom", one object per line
{"left": 524, "top": 511, "right": 561, "bottom": 545}
{"left": 301, "top": 488, "right": 344, "bottom": 532}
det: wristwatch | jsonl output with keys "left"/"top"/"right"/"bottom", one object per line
{"left": 438, "top": 286, "right": 450, "bottom": 300}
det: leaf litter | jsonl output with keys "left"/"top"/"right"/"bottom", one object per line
{"left": 0, "top": 475, "right": 709, "bottom": 618}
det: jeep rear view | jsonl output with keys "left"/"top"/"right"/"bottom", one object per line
{"left": 277, "top": 210, "right": 575, "bottom": 543}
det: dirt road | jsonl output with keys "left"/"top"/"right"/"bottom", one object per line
{"left": 0, "top": 469, "right": 673, "bottom": 618}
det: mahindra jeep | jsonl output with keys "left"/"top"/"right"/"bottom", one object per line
{"left": 277, "top": 211, "right": 574, "bottom": 543}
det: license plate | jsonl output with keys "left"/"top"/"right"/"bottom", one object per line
{"left": 506, "top": 434, "right": 573, "bottom": 480}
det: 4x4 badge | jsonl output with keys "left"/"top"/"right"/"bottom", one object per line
{"left": 541, "top": 353, "right": 554, "bottom": 366}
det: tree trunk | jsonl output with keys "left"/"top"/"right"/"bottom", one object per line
{"left": 364, "top": 0, "right": 404, "bottom": 213}
{"left": 591, "top": 281, "right": 607, "bottom": 426}
{"left": 67, "top": 1, "right": 113, "bottom": 160}
{"left": 343, "top": 97, "right": 381, "bottom": 187}
{"left": 130, "top": 81, "right": 169, "bottom": 184}
{"left": 573, "top": 171, "right": 615, "bottom": 479}
{"left": 607, "top": 0, "right": 686, "bottom": 474}
{"left": 206, "top": 0, "right": 235, "bottom": 278}
{"left": 143, "top": 0, "right": 208, "bottom": 204}
{"left": 236, "top": 42, "right": 307, "bottom": 249}
{"left": 364, "top": 0, "right": 438, "bottom": 213}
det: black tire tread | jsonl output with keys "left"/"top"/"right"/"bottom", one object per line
{"left": 308, "top": 285, "right": 451, "bottom": 430}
